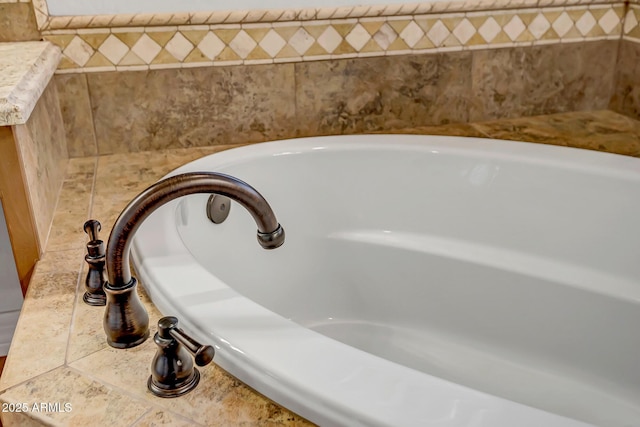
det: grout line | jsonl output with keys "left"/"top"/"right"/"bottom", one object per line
{"left": 608, "top": 0, "right": 630, "bottom": 110}
{"left": 127, "top": 408, "right": 152, "bottom": 427}
{"left": 65, "top": 364, "right": 208, "bottom": 427}
{"left": 87, "top": 155, "right": 99, "bottom": 219}
{"left": 64, "top": 156, "right": 98, "bottom": 366}
{"left": 84, "top": 73, "right": 100, "bottom": 157}
{"left": 62, "top": 256, "right": 88, "bottom": 367}
{"left": 0, "top": 362, "right": 68, "bottom": 395}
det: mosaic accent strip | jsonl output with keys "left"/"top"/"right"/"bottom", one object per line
{"left": 42, "top": 4, "right": 624, "bottom": 73}
{"left": 624, "top": 3, "right": 640, "bottom": 42}
{"left": 32, "top": 0, "right": 616, "bottom": 30}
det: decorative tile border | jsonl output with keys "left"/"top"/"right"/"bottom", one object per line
{"left": 624, "top": 3, "right": 640, "bottom": 42}
{"left": 42, "top": 4, "right": 624, "bottom": 73}
{"left": 31, "top": 0, "right": 617, "bottom": 30}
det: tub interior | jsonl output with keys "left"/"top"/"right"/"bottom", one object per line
{"left": 168, "top": 143, "right": 640, "bottom": 426}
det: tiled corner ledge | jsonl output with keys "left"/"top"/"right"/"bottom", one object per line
{"left": 0, "top": 40, "right": 67, "bottom": 286}
{"left": 1, "top": 110, "right": 639, "bottom": 426}
{"left": 0, "top": 41, "right": 60, "bottom": 125}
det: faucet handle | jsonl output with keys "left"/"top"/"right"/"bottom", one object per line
{"left": 82, "top": 219, "right": 106, "bottom": 306}
{"left": 148, "top": 316, "right": 215, "bottom": 398}
{"left": 160, "top": 317, "right": 215, "bottom": 367}
{"left": 84, "top": 219, "right": 101, "bottom": 242}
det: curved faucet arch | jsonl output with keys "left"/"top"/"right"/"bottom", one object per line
{"left": 103, "top": 171, "right": 285, "bottom": 348}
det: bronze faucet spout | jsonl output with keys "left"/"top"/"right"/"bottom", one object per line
{"left": 103, "top": 171, "right": 285, "bottom": 349}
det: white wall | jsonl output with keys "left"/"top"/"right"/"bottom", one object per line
{"left": 0, "top": 199, "right": 24, "bottom": 356}
{"left": 45, "top": 0, "right": 419, "bottom": 16}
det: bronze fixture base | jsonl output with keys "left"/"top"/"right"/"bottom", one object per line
{"left": 147, "top": 316, "right": 214, "bottom": 398}
{"left": 103, "top": 278, "right": 149, "bottom": 349}
{"left": 83, "top": 291, "right": 106, "bottom": 306}
{"left": 148, "top": 368, "right": 201, "bottom": 398}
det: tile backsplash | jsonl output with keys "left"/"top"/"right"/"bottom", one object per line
{"left": 1, "top": 0, "right": 638, "bottom": 157}
{"left": 43, "top": 3, "right": 624, "bottom": 73}
{"left": 56, "top": 39, "right": 617, "bottom": 157}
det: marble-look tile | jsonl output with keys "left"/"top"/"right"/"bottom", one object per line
{"left": 0, "top": 3, "right": 40, "bottom": 43}
{"left": 295, "top": 52, "right": 472, "bottom": 136}
{"left": 87, "top": 65, "right": 296, "bottom": 154}
{"left": 46, "top": 157, "right": 96, "bottom": 252}
{"left": 70, "top": 342, "right": 313, "bottom": 426}
{"left": 470, "top": 40, "right": 617, "bottom": 121}
{"left": 12, "top": 81, "right": 69, "bottom": 251}
{"left": 472, "top": 110, "right": 640, "bottom": 156}
{"left": 0, "top": 249, "right": 82, "bottom": 390}
{"left": 55, "top": 74, "right": 98, "bottom": 158}
{"left": 0, "top": 367, "right": 150, "bottom": 426}
{"left": 610, "top": 39, "right": 640, "bottom": 121}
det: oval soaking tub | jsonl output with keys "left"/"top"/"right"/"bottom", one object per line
{"left": 132, "top": 135, "right": 640, "bottom": 427}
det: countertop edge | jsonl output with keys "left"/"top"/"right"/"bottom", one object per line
{"left": 0, "top": 42, "right": 61, "bottom": 127}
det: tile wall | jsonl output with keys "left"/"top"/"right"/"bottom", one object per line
{"left": 10, "top": 81, "right": 68, "bottom": 251}
{"left": 1, "top": 0, "right": 640, "bottom": 155}
{"left": 55, "top": 39, "right": 617, "bottom": 157}
{"left": 611, "top": 2, "right": 640, "bottom": 119}
{"left": 0, "top": 0, "right": 40, "bottom": 42}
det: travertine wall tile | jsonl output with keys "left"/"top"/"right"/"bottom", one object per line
{"left": 61, "top": 39, "right": 628, "bottom": 156}
{"left": 0, "top": 3, "right": 40, "bottom": 42}
{"left": 55, "top": 73, "right": 98, "bottom": 157}
{"left": 469, "top": 40, "right": 617, "bottom": 121}
{"left": 11, "top": 81, "right": 68, "bottom": 250}
{"left": 86, "top": 64, "right": 296, "bottom": 154}
{"left": 295, "top": 52, "right": 473, "bottom": 136}
{"left": 610, "top": 40, "right": 640, "bottom": 120}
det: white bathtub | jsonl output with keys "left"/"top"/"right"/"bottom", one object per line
{"left": 132, "top": 135, "right": 640, "bottom": 427}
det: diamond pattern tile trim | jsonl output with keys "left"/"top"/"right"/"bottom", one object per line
{"left": 44, "top": 3, "right": 626, "bottom": 74}
{"left": 624, "top": 4, "right": 640, "bottom": 40}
